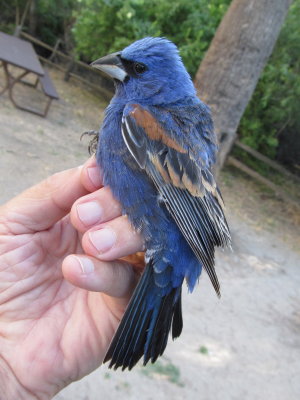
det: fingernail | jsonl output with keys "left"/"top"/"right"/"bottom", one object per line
{"left": 77, "top": 201, "right": 102, "bottom": 226}
{"left": 89, "top": 228, "right": 116, "bottom": 254}
{"left": 87, "top": 166, "right": 102, "bottom": 188}
{"left": 75, "top": 256, "right": 94, "bottom": 275}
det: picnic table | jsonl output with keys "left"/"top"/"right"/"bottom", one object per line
{"left": 0, "top": 31, "right": 59, "bottom": 117}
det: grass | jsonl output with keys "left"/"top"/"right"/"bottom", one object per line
{"left": 103, "top": 372, "right": 111, "bottom": 379}
{"left": 141, "top": 358, "right": 184, "bottom": 387}
{"left": 198, "top": 345, "right": 209, "bottom": 355}
{"left": 114, "top": 381, "right": 131, "bottom": 391}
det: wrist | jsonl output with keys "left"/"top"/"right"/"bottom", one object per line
{"left": 0, "top": 356, "right": 39, "bottom": 400}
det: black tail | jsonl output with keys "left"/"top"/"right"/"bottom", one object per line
{"left": 104, "top": 261, "right": 183, "bottom": 370}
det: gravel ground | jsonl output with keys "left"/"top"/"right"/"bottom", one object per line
{"left": 1, "top": 67, "right": 299, "bottom": 400}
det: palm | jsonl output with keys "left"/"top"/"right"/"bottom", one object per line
{"left": 0, "top": 162, "right": 142, "bottom": 398}
{"left": 0, "top": 216, "right": 122, "bottom": 395}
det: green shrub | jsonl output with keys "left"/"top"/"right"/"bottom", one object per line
{"left": 0, "top": 0, "right": 77, "bottom": 47}
{"left": 72, "top": 0, "right": 230, "bottom": 76}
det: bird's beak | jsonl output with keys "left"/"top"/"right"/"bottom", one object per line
{"left": 90, "top": 52, "right": 128, "bottom": 82}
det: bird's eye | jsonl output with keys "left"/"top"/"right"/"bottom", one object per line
{"left": 133, "top": 62, "right": 147, "bottom": 74}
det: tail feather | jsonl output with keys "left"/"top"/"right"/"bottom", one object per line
{"left": 104, "top": 261, "right": 183, "bottom": 370}
{"left": 172, "top": 289, "right": 183, "bottom": 339}
{"left": 145, "top": 287, "right": 181, "bottom": 364}
{"left": 121, "top": 303, "right": 152, "bottom": 369}
{"left": 104, "top": 265, "right": 151, "bottom": 368}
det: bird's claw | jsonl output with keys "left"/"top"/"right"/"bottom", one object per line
{"left": 81, "top": 130, "right": 99, "bottom": 155}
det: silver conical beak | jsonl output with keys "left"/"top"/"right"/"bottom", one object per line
{"left": 91, "top": 52, "right": 128, "bottom": 82}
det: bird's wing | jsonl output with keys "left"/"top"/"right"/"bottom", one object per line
{"left": 122, "top": 104, "right": 231, "bottom": 296}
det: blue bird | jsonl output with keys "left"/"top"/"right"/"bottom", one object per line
{"left": 91, "top": 37, "right": 231, "bottom": 370}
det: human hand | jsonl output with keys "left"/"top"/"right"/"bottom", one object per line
{"left": 0, "top": 157, "right": 144, "bottom": 399}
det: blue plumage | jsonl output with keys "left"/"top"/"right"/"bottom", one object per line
{"left": 92, "top": 37, "right": 231, "bottom": 370}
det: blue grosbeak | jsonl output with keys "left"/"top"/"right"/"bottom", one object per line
{"left": 91, "top": 37, "right": 231, "bottom": 370}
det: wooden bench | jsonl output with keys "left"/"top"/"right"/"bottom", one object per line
{"left": 38, "top": 68, "right": 59, "bottom": 117}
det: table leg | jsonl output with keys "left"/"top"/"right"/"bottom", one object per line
{"left": 1, "top": 62, "right": 30, "bottom": 98}
{"left": 1, "top": 63, "right": 53, "bottom": 117}
{"left": 0, "top": 61, "right": 10, "bottom": 95}
{"left": 3, "top": 63, "right": 30, "bottom": 109}
{"left": 2, "top": 63, "right": 47, "bottom": 117}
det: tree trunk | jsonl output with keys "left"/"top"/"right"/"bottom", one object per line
{"left": 194, "top": 0, "right": 293, "bottom": 172}
{"left": 28, "top": 0, "right": 38, "bottom": 36}
{"left": 14, "top": 0, "right": 32, "bottom": 37}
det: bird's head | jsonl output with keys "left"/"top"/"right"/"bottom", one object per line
{"left": 91, "top": 37, "right": 196, "bottom": 104}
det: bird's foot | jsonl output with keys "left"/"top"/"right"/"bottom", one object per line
{"left": 81, "top": 130, "right": 99, "bottom": 155}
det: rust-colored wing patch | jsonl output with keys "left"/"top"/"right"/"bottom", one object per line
{"left": 131, "top": 105, "right": 187, "bottom": 154}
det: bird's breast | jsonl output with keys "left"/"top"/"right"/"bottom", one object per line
{"left": 97, "top": 107, "right": 161, "bottom": 233}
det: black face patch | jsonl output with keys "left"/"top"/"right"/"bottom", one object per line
{"left": 120, "top": 57, "right": 147, "bottom": 78}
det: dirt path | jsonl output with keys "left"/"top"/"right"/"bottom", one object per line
{"left": 1, "top": 68, "right": 299, "bottom": 400}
